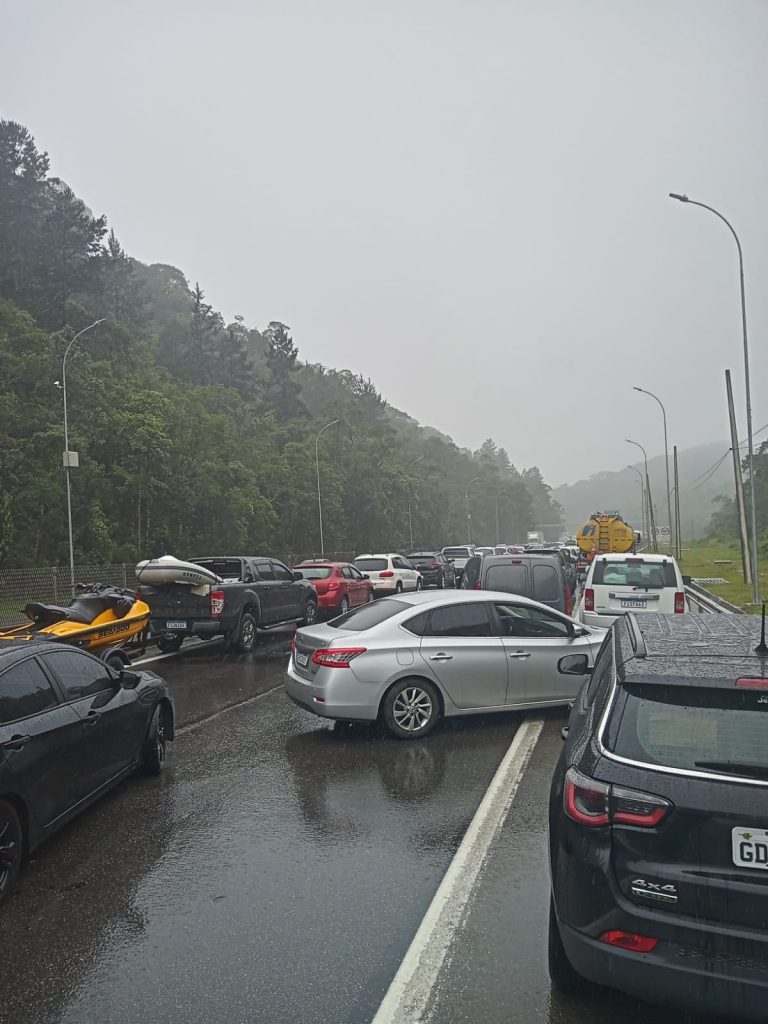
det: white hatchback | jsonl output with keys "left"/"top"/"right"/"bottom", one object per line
{"left": 353, "top": 554, "right": 422, "bottom": 595}
{"left": 576, "top": 552, "right": 687, "bottom": 628}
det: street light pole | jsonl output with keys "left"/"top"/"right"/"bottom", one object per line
{"left": 626, "top": 438, "right": 657, "bottom": 552}
{"left": 633, "top": 386, "right": 673, "bottom": 555}
{"left": 315, "top": 418, "right": 339, "bottom": 558}
{"left": 406, "top": 456, "right": 424, "bottom": 550}
{"left": 465, "top": 476, "right": 481, "bottom": 545}
{"left": 626, "top": 465, "right": 647, "bottom": 544}
{"left": 495, "top": 487, "right": 510, "bottom": 546}
{"left": 669, "top": 193, "right": 760, "bottom": 602}
{"left": 61, "top": 319, "right": 105, "bottom": 593}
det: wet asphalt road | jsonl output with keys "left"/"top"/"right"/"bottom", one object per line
{"left": 0, "top": 635, "right": 738, "bottom": 1024}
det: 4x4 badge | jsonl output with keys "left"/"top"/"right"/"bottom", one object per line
{"left": 631, "top": 878, "right": 678, "bottom": 904}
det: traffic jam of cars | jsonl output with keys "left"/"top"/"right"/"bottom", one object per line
{"left": 1, "top": 531, "right": 767, "bottom": 1021}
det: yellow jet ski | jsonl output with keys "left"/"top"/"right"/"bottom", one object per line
{"left": 0, "top": 583, "right": 151, "bottom": 666}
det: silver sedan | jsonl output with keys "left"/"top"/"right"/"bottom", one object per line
{"left": 286, "top": 590, "right": 606, "bottom": 739}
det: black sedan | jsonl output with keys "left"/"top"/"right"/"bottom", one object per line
{"left": 0, "top": 640, "right": 174, "bottom": 902}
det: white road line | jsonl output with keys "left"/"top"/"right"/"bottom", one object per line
{"left": 177, "top": 683, "right": 284, "bottom": 734}
{"left": 370, "top": 715, "right": 544, "bottom": 1024}
{"left": 131, "top": 637, "right": 223, "bottom": 667}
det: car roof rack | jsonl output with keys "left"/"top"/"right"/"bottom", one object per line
{"left": 626, "top": 613, "right": 647, "bottom": 659}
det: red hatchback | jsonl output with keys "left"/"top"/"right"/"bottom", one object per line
{"left": 293, "top": 562, "right": 374, "bottom": 618}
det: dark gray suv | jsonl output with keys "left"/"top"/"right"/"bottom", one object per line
{"left": 460, "top": 553, "right": 573, "bottom": 615}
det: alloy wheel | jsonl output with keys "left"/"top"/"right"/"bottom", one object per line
{"left": 242, "top": 618, "right": 256, "bottom": 649}
{"left": 392, "top": 687, "right": 433, "bottom": 732}
{"left": 305, "top": 602, "right": 317, "bottom": 625}
{"left": 0, "top": 808, "right": 21, "bottom": 898}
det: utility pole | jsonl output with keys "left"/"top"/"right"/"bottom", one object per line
{"left": 725, "top": 369, "right": 752, "bottom": 586}
{"left": 315, "top": 419, "right": 339, "bottom": 558}
{"left": 466, "top": 477, "right": 481, "bottom": 545}
{"left": 673, "top": 446, "right": 682, "bottom": 561}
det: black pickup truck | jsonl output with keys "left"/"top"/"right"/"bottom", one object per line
{"left": 140, "top": 556, "right": 318, "bottom": 654}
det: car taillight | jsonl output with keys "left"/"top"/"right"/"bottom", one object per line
{"left": 563, "top": 767, "right": 610, "bottom": 826}
{"left": 565, "top": 585, "right": 573, "bottom": 616}
{"left": 290, "top": 636, "right": 297, "bottom": 652}
{"left": 674, "top": 591, "right": 685, "bottom": 614}
{"left": 311, "top": 647, "right": 366, "bottom": 668}
{"left": 431, "top": 563, "right": 440, "bottom": 569}
{"left": 210, "top": 589, "right": 225, "bottom": 616}
{"left": 611, "top": 784, "right": 672, "bottom": 827}
{"left": 564, "top": 767, "right": 672, "bottom": 829}
{"left": 736, "top": 677, "right": 768, "bottom": 689}
{"left": 599, "top": 930, "right": 658, "bottom": 953}
{"left": 584, "top": 588, "right": 595, "bottom": 612}
{"left": 379, "top": 570, "right": 394, "bottom": 578}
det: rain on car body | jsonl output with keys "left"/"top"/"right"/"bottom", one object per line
{"left": 286, "top": 590, "right": 605, "bottom": 739}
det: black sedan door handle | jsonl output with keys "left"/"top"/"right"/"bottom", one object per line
{"left": 3, "top": 734, "right": 30, "bottom": 751}
{"left": 84, "top": 712, "right": 102, "bottom": 725}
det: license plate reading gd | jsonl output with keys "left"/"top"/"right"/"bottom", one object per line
{"left": 732, "top": 827, "right": 768, "bottom": 870}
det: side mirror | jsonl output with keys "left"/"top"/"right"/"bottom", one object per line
{"left": 362, "top": 573, "right": 370, "bottom": 580}
{"left": 682, "top": 575, "right": 691, "bottom": 586}
{"left": 558, "top": 654, "right": 591, "bottom": 676}
{"left": 560, "top": 726, "right": 569, "bottom": 741}
{"left": 293, "top": 570, "right": 304, "bottom": 581}
{"left": 120, "top": 670, "right": 141, "bottom": 689}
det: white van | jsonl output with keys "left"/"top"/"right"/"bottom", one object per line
{"left": 576, "top": 552, "right": 687, "bottom": 628}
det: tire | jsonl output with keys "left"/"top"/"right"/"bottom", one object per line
{"left": 303, "top": 600, "right": 318, "bottom": 626}
{"left": 232, "top": 611, "right": 258, "bottom": 653}
{"left": 141, "top": 705, "right": 167, "bottom": 776}
{"left": 382, "top": 678, "right": 440, "bottom": 740}
{"left": 548, "top": 897, "right": 588, "bottom": 994}
{"left": 157, "top": 634, "right": 183, "bottom": 654}
{"left": 339, "top": 597, "right": 350, "bottom": 616}
{"left": 395, "top": 581, "right": 403, "bottom": 594}
{"left": 415, "top": 578, "right": 422, "bottom": 591}
{"left": 437, "top": 573, "right": 444, "bottom": 590}
{"left": 0, "top": 800, "right": 23, "bottom": 903}
{"left": 366, "top": 590, "right": 374, "bottom": 603}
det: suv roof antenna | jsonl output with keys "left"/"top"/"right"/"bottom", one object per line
{"left": 755, "top": 604, "right": 768, "bottom": 656}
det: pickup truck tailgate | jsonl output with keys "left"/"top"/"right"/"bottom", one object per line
{"left": 140, "top": 583, "right": 215, "bottom": 621}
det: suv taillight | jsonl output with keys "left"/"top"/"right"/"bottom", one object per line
{"left": 210, "top": 589, "right": 225, "bottom": 616}
{"left": 379, "top": 570, "right": 394, "bottom": 578}
{"left": 565, "top": 584, "right": 573, "bottom": 616}
{"left": 311, "top": 647, "right": 366, "bottom": 668}
{"left": 583, "top": 588, "right": 595, "bottom": 612}
{"left": 674, "top": 591, "right": 685, "bottom": 614}
{"left": 564, "top": 767, "right": 672, "bottom": 829}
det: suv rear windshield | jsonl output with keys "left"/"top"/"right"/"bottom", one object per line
{"left": 610, "top": 683, "right": 768, "bottom": 780}
{"left": 443, "top": 548, "right": 470, "bottom": 558}
{"left": 354, "top": 558, "right": 388, "bottom": 572}
{"left": 330, "top": 600, "right": 407, "bottom": 631}
{"left": 409, "top": 555, "right": 437, "bottom": 564}
{"left": 592, "top": 559, "right": 677, "bottom": 588}
{"left": 296, "top": 566, "right": 332, "bottom": 579}
{"left": 192, "top": 558, "right": 243, "bottom": 580}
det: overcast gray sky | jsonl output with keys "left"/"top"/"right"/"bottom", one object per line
{"left": 3, "top": 0, "right": 766, "bottom": 485}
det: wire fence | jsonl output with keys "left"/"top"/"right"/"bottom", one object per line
{"left": 0, "top": 564, "right": 132, "bottom": 628}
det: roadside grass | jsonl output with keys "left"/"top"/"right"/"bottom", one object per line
{"left": 678, "top": 540, "right": 768, "bottom": 612}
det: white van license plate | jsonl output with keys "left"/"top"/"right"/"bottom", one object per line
{"left": 621, "top": 599, "right": 647, "bottom": 609}
{"left": 296, "top": 652, "right": 309, "bottom": 667}
{"left": 166, "top": 620, "right": 187, "bottom": 629}
{"left": 733, "top": 827, "right": 768, "bottom": 870}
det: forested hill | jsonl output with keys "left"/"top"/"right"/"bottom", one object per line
{"left": 0, "top": 120, "right": 562, "bottom": 568}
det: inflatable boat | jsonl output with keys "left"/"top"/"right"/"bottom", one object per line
{"left": 135, "top": 555, "right": 222, "bottom": 587}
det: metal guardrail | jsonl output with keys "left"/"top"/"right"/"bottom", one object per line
{"left": 685, "top": 581, "right": 743, "bottom": 615}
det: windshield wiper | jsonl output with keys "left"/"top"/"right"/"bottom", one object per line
{"left": 694, "top": 760, "right": 768, "bottom": 781}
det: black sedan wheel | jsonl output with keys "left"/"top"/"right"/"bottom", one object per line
{"left": 437, "top": 573, "right": 444, "bottom": 589}
{"left": 383, "top": 679, "right": 440, "bottom": 739}
{"left": 142, "top": 705, "right": 167, "bottom": 776}
{"left": 0, "top": 801, "right": 23, "bottom": 902}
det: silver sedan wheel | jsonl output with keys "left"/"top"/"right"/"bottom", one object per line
{"left": 392, "top": 686, "right": 433, "bottom": 732}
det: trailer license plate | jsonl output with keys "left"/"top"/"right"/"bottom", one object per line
{"left": 166, "top": 620, "right": 187, "bottom": 630}
{"left": 296, "top": 652, "right": 309, "bottom": 667}
{"left": 621, "top": 599, "right": 646, "bottom": 609}
{"left": 732, "top": 827, "right": 768, "bottom": 870}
